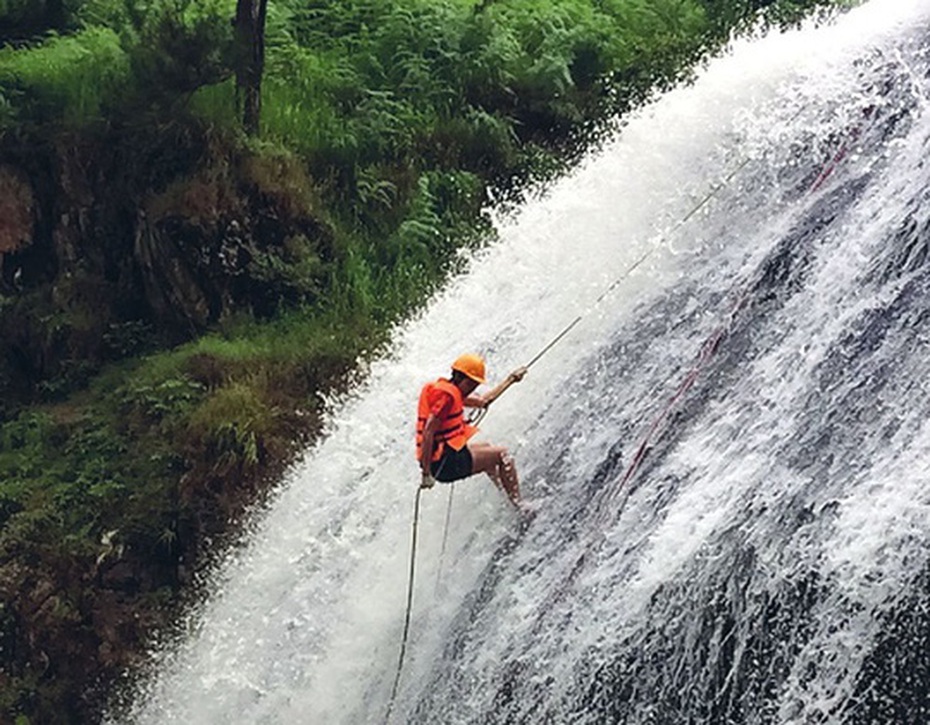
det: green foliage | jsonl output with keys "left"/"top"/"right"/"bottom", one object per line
{"left": 188, "top": 382, "right": 274, "bottom": 471}
{"left": 0, "top": 0, "right": 86, "bottom": 42}
{"left": 103, "top": 320, "right": 155, "bottom": 359}
{"left": 0, "top": 412, "right": 134, "bottom": 559}
{"left": 0, "top": 0, "right": 851, "bottom": 164}
{"left": 0, "top": 26, "right": 129, "bottom": 126}
{"left": 0, "top": 0, "right": 236, "bottom": 131}
{"left": 248, "top": 233, "right": 326, "bottom": 310}
{"left": 757, "top": 0, "right": 854, "bottom": 28}
{"left": 117, "top": 377, "right": 205, "bottom": 424}
{"left": 0, "top": 413, "right": 65, "bottom": 490}
{"left": 256, "top": 44, "right": 364, "bottom": 164}
{"left": 128, "top": 0, "right": 234, "bottom": 100}
{"left": 0, "top": 86, "right": 13, "bottom": 126}
{"left": 697, "top": 0, "right": 849, "bottom": 36}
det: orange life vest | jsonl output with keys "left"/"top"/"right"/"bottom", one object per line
{"left": 416, "top": 378, "right": 477, "bottom": 461}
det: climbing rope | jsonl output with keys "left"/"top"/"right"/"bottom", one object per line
{"left": 434, "top": 406, "right": 488, "bottom": 593}
{"left": 524, "top": 155, "right": 754, "bottom": 372}
{"left": 385, "top": 169, "right": 744, "bottom": 721}
{"left": 540, "top": 106, "right": 876, "bottom": 602}
{"left": 385, "top": 154, "right": 759, "bottom": 722}
{"left": 522, "top": 105, "right": 818, "bottom": 373}
{"left": 588, "top": 108, "right": 875, "bottom": 525}
{"left": 385, "top": 123, "right": 837, "bottom": 719}
{"left": 385, "top": 101, "right": 876, "bottom": 721}
{"left": 384, "top": 486, "right": 424, "bottom": 724}
{"left": 435, "top": 485, "right": 455, "bottom": 594}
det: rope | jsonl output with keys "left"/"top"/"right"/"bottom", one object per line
{"left": 434, "top": 405, "right": 486, "bottom": 592}
{"left": 522, "top": 104, "right": 818, "bottom": 374}
{"left": 539, "top": 105, "right": 872, "bottom": 603}
{"left": 383, "top": 101, "right": 870, "bottom": 721}
{"left": 588, "top": 109, "right": 872, "bottom": 522}
{"left": 435, "top": 485, "right": 455, "bottom": 594}
{"left": 591, "top": 293, "right": 748, "bottom": 528}
{"left": 384, "top": 486, "right": 424, "bottom": 724}
{"left": 524, "top": 155, "right": 754, "bottom": 372}
{"left": 386, "top": 154, "right": 758, "bottom": 710}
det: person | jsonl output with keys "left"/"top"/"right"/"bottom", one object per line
{"left": 416, "top": 353, "right": 527, "bottom": 507}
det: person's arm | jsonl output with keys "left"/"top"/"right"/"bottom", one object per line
{"left": 466, "top": 366, "right": 528, "bottom": 408}
{"left": 420, "top": 414, "right": 439, "bottom": 476}
{"left": 419, "top": 413, "right": 438, "bottom": 488}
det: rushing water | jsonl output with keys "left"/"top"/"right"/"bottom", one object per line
{"left": 121, "top": 1, "right": 930, "bottom": 723}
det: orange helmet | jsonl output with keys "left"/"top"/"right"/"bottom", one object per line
{"left": 451, "top": 353, "right": 486, "bottom": 384}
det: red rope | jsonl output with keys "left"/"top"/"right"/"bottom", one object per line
{"left": 593, "top": 106, "right": 875, "bottom": 524}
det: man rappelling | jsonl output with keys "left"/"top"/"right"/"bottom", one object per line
{"left": 416, "top": 353, "right": 527, "bottom": 507}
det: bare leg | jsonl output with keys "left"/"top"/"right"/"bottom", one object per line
{"left": 469, "top": 442, "right": 502, "bottom": 489}
{"left": 469, "top": 443, "right": 520, "bottom": 506}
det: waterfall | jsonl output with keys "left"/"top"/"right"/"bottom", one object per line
{"left": 121, "top": 1, "right": 930, "bottom": 722}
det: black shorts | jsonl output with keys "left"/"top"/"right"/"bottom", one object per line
{"left": 430, "top": 445, "right": 473, "bottom": 483}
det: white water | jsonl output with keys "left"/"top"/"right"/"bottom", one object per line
{"left": 122, "top": 1, "right": 930, "bottom": 722}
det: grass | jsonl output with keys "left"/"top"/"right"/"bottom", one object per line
{"left": 0, "top": 25, "right": 130, "bottom": 126}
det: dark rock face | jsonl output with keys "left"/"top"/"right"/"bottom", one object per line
{"left": 0, "top": 124, "right": 332, "bottom": 416}
{"left": 0, "top": 166, "right": 34, "bottom": 259}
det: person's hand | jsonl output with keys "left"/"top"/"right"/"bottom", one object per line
{"left": 509, "top": 366, "right": 528, "bottom": 383}
{"left": 420, "top": 472, "right": 435, "bottom": 489}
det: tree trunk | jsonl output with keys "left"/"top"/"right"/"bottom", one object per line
{"left": 234, "top": 0, "right": 269, "bottom": 136}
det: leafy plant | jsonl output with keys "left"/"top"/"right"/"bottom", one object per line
{"left": 128, "top": 0, "right": 235, "bottom": 102}
{"left": 0, "top": 26, "right": 130, "bottom": 125}
{"left": 187, "top": 382, "right": 276, "bottom": 472}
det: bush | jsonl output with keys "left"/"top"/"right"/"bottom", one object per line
{"left": 0, "top": 26, "right": 129, "bottom": 126}
{"left": 128, "top": 0, "right": 234, "bottom": 102}
{"left": 0, "top": 0, "right": 86, "bottom": 43}
{"left": 187, "top": 382, "right": 275, "bottom": 473}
